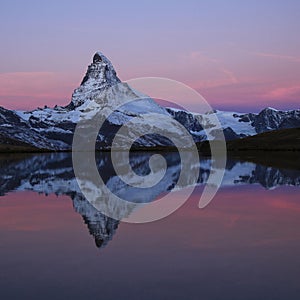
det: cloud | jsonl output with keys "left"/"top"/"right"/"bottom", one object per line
{"left": 183, "top": 51, "right": 239, "bottom": 89}
{"left": 0, "top": 72, "right": 73, "bottom": 97}
{"left": 219, "top": 67, "right": 238, "bottom": 84}
{"left": 0, "top": 72, "right": 78, "bottom": 109}
{"left": 264, "top": 85, "right": 300, "bottom": 99}
{"left": 270, "top": 199, "right": 300, "bottom": 212}
{"left": 187, "top": 51, "right": 218, "bottom": 64}
{"left": 254, "top": 52, "right": 300, "bottom": 63}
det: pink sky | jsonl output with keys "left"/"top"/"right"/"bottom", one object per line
{"left": 1, "top": 186, "right": 300, "bottom": 244}
{"left": 0, "top": 1, "right": 299, "bottom": 113}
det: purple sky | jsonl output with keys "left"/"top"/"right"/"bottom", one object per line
{"left": 0, "top": 0, "right": 299, "bottom": 112}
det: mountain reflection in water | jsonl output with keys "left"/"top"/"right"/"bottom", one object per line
{"left": 0, "top": 152, "right": 300, "bottom": 249}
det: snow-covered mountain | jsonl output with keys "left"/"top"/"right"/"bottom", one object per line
{"left": 167, "top": 107, "right": 300, "bottom": 141}
{"left": 0, "top": 51, "right": 299, "bottom": 150}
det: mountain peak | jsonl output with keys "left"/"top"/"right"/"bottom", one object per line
{"left": 261, "top": 107, "right": 279, "bottom": 113}
{"left": 69, "top": 51, "right": 121, "bottom": 108}
{"left": 93, "top": 52, "right": 103, "bottom": 63}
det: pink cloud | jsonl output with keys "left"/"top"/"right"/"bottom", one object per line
{"left": 186, "top": 51, "right": 218, "bottom": 64}
{"left": 183, "top": 51, "right": 239, "bottom": 89}
{"left": 270, "top": 199, "right": 300, "bottom": 212}
{"left": 254, "top": 52, "right": 300, "bottom": 63}
{"left": 0, "top": 72, "right": 78, "bottom": 109}
{"left": 263, "top": 85, "right": 300, "bottom": 99}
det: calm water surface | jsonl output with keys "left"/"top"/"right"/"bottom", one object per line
{"left": 0, "top": 153, "right": 299, "bottom": 300}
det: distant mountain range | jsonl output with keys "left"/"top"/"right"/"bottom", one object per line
{"left": 0, "top": 51, "right": 299, "bottom": 152}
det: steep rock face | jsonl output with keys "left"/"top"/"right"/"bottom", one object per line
{"left": 166, "top": 108, "right": 203, "bottom": 132}
{"left": 69, "top": 52, "right": 121, "bottom": 109}
{"left": 166, "top": 108, "right": 206, "bottom": 142}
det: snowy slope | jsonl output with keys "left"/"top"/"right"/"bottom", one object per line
{"left": 166, "top": 107, "right": 300, "bottom": 141}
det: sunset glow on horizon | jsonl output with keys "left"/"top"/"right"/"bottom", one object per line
{"left": 0, "top": 0, "right": 299, "bottom": 113}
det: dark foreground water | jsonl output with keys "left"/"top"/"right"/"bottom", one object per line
{"left": 0, "top": 153, "right": 300, "bottom": 300}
